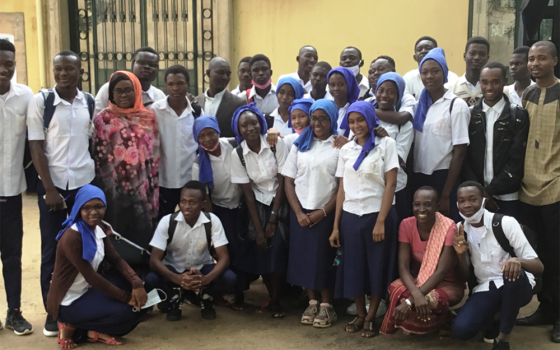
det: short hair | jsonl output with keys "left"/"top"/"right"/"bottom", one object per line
{"left": 482, "top": 61, "right": 507, "bottom": 79}
{"left": 415, "top": 36, "right": 438, "bottom": 50}
{"left": 314, "top": 61, "right": 332, "bottom": 71}
{"left": 133, "top": 46, "right": 158, "bottom": 60}
{"left": 182, "top": 180, "right": 207, "bottom": 199}
{"left": 512, "top": 46, "right": 530, "bottom": 61}
{"left": 164, "top": 64, "right": 190, "bottom": 83}
{"left": 458, "top": 181, "right": 485, "bottom": 197}
{"left": 415, "top": 186, "right": 440, "bottom": 201}
{"left": 342, "top": 46, "right": 362, "bottom": 59}
{"left": 371, "top": 55, "right": 396, "bottom": 70}
{"left": 0, "top": 39, "right": 15, "bottom": 53}
{"left": 56, "top": 50, "right": 81, "bottom": 61}
{"left": 249, "top": 54, "right": 271, "bottom": 68}
{"left": 238, "top": 56, "right": 251, "bottom": 68}
{"left": 465, "top": 36, "right": 490, "bottom": 53}
{"left": 532, "top": 41, "right": 558, "bottom": 58}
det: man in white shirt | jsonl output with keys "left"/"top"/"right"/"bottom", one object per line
{"left": 152, "top": 65, "right": 198, "bottom": 218}
{"left": 277, "top": 45, "right": 318, "bottom": 93}
{"left": 463, "top": 62, "right": 530, "bottom": 219}
{"left": 231, "top": 56, "right": 252, "bottom": 96}
{"left": 245, "top": 54, "right": 278, "bottom": 115}
{"left": 403, "top": 36, "right": 459, "bottom": 100}
{"left": 303, "top": 61, "right": 333, "bottom": 101}
{"left": 145, "top": 181, "right": 235, "bottom": 321}
{"left": 452, "top": 181, "right": 543, "bottom": 350}
{"left": 339, "top": 46, "right": 369, "bottom": 99}
{"left": 94, "top": 46, "right": 166, "bottom": 114}
{"left": 0, "top": 39, "right": 34, "bottom": 335}
{"left": 505, "top": 46, "right": 535, "bottom": 106}
{"left": 27, "top": 51, "right": 96, "bottom": 336}
{"left": 445, "top": 36, "right": 490, "bottom": 106}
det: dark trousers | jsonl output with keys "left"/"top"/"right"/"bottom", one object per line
{"left": 158, "top": 187, "right": 182, "bottom": 220}
{"left": 518, "top": 200, "right": 560, "bottom": 320}
{"left": 412, "top": 170, "right": 460, "bottom": 222}
{"left": 453, "top": 271, "right": 533, "bottom": 340}
{"left": 489, "top": 199, "right": 520, "bottom": 220}
{"left": 144, "top": 264, "right": 237, "bottom": 300}
{"left": 394, "top": 188, "right": 411, "bottom": 228}
{"left": 0, "top": 194, "right": 23, "bottom": 310}
{"left": 36, "top": 180, "right": 80, "bottom": 310}
{"left": 58, "top": 274, "right": 148, "bottom": 338}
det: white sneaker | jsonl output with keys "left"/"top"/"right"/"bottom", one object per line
{"left": 346, "top": 298, "right": 387, "bottom": 317}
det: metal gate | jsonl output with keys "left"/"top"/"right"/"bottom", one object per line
{"left": 68, "top": 0, "right": 215, "bottom": 95}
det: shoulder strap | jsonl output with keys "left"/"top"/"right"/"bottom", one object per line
{"left": 40, "top": 88, "right": 56, "bottom": 131}
{"left": 192, "top": 102, "right": 202, "bottom": 118}
{"left": 246, "top": 89, "right": 253, "bottom": 104}
{"left": 264, "top": 114, "right": 275, "bottom": 130}
{"left": 491, "top": 213, "right": 516, "bottom": 257}
{"left": 203, "top": 212, "right": 216, "bottom": 257}
{"left": 167, "top": 211, "right": 181, "bottom": 248}
{"left": 84, "top": 92, "right": 95, "bottom": 119}
{"left": 236, "top": 145, "right": 246, "bottom": 167}
{"left": 449, "top": 97, "right": 458, "bottom": 115}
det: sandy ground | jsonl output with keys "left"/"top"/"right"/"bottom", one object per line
{"left": 0, "top": 192, "right": 557, "bottom": 350}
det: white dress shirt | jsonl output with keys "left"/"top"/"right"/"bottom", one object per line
{"left": 150, "top": 211, "right": 228, "bottom": 272}
{"left": 94, "top": 82, "right": 166, "bottom": 115}
{"left": 336, "top": 137, "right": 399, "bottom": 215}
{"left": 231, "top": 85, "right": 241, "bottom": 95}
{"left": 277, "top": 72, "right": 312, "bottom": 93}
{"left": 230, "top": 135, "right": 287, "bottom": 206}
{"left": 283, "top": 133, "right": 299, "bottom": 152}
{"left": 192, "top": 139, "right": 242, "bottom": 209}
{"left": 482, "top": 98, "right": 518, "bottom": 201}
{"left": 203, "top": 88, "right": 226, "bottom": 117}
{"left": 505, "top": 81, "right": 535, "bottom": 107}
{"left": 0, "top": 82, "right": 33, "bottom": 196}
{"left": 413, "top": 90, "right": 471, "bottom": 175}
{"left": 246, "top": 84, "right": 278, "bottom": 115}
{"left": 357, "top": 75, "right": 370, "bottom": 99}
{"left": 270, "top": 108, "right": 294, "bottom": 136}
{"left": 61, "top": 224, "right": 106, "bottom": 305}
{"left": 303, "top": 90, "right": 334, "bottom": 101}
{"left": 27, "top": 87, "right": 95, "bottom": 190}
{"left": 151, "top": 98, "right": 197, "bottom": 189}
{"left": 282, "top": 136, "right": 340, "bottom": 210}
{"left": 403, "top": 69, "right": 459, "bottom": 100}
{"left": 462, "top": 210, "right": 538, "bottom": 293}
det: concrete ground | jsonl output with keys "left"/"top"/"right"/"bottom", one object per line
{"left": 0, "top": 193, "right": 556, "bottom": 350}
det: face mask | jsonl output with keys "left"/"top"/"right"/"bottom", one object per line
{"left": 348, "top": 62, "right": 362, "bottom": 77}
{"left": 133, "top": 288, "right": 166, "bottom": 312}
{"left": 251, "top": 79, "right": 272, "bottom": 90}
{"left": 458, "top": 198, "right": 486, "bottom": 224}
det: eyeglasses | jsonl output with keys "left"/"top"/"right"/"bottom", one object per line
{"left": 135, "top": 60, "right": 159, "bottom": 68}
{"left": 113, "top": 87, "right": 134, "bottom": 96}
{"left": 81, "top": 204, "right": 105, "bottom": 213}
{"left": 309, "top": 115, "right": 330, "bottom": 123}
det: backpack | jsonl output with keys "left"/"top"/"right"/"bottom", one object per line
{"left": 166, "top": 211, "right": 217, "bottom": 260}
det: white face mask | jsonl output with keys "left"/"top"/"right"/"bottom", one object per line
{"left": 458, "top": 198, "right": 486, "bottom": 224}
{"left": 348, "top": 62, "right": 362, "bottom": 77}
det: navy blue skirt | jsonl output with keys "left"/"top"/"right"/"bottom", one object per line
{"left": 334, "top": 207, "right": 398, "bottom": 299}
{"left": 412, "top": 169, "right": 460, "bottom": 222}
{"left": 287, "top": 208, "right": 336, "bottom": 290}
{"left": 394, "top": 188, "right": 411, "bottom": 227}
{"left": 212, "top": 204, "right": 240, "bottom": 263}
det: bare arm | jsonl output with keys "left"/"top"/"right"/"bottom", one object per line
{"left": 375, "top": 109, "right": 413, "bottom": 126}
{"left": 285, "top": 177, "right": 310, "bottom": 227}
{"left": 372, "top": 168, "right": 398, "bottom": 242}
{"left": 329, "top": 178, "right": 345, "bottom": 247}
{"left": 29, "top": 140, "right": 63, "bottom": 210}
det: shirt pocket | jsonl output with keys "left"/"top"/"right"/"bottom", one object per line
{"left": 432, "top": 118, "right": 449, "bottom": 137}
{"left": 16, "top": 114, "right": 27, "bottom": 135}
{"left": 359, "top": 152, "right": 384, "bottom": 180}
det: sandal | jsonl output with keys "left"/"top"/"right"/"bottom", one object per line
{"left": 57, "top": 323, "right": 76, "bottom": 349}
{"left": 361, "top": 319, "right": 376, "bottom": 338}
{"left": 345, "top": 316, "right": 364, "bottom": 333}
{"left": 88, "top": 331, "right": 123, "bottom": 345}
{"left": 270, "top": 300, "right": 286, "bottom": 318}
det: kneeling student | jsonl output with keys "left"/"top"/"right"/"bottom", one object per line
{"left": 452, "top": 181, "right": 543, "bottom": 350}
{"left": 145, "top": 181, "right": 236, "bottom": 321}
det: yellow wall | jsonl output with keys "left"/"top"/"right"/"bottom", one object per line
{"left": 0, "top": 0, "right": 41, "bottom": 92}
{"left": 232, "top": 0, "right": 469, "bottom": 85}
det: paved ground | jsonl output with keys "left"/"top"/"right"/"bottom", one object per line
{"left": 0, "top": 193, "right": 556, "bottom": 349}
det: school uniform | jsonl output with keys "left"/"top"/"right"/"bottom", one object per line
{"left": 0, "top": 82, "right": 33, "bottom": 310}
{"left": 151, "top": 98, "right": 197, "bottom": 218}
{"left": 270, "top": 108, "right": 294, "bottom": 136}
{"left": 27, "top": 86, "right": 96, "bottom": 308}
{"left": 277, "top": 72, "right": 312, "bottom": 93}
{"left": 282, "top": 137, "right": 339, "bottom": 290}
{"left": 412, "top": 89, "right": 470, "bottom": 222}
{"left": 357, "top": 75, "right": 370, "bottom": 99}
{"left": 334, "top": 137, "right": 400, "bottom": 299}
{"left": 403, "top": 69, "right": 459, "bottom": 100}
{"left": 337, "top": 103, "right": 350, "bottom": 136}
{"left": 283, "top": 134, "right": 299, "bottom": 152}
{"left": 445, "top": 74, "right": 483, "bottom": 107}
{"left": 453, "top": 211, "right": 537, "bottom": 340}
{"left": 230, "top": 135, "right": 288, "bottom": 280}
{"left": 504, "top": 81, "right": 535, "bottom": 107}
{"left": 94, "top": 82, "right": 166, "bottom": 115}
{"left": 245, "top": 84, "right": 278, "bottom": 115}
{"left": 144, "top": 211, "right": 236, "bottom": 300}
{"left": 303, "top": 90, "right": 333, "bottom": 101}
{"left": 231, "top": 85, "right": 241, "bottom": 96}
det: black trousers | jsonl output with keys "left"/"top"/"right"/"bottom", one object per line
{"left": 158, "top": 187, "right": 182, "bottom": 219}
{"left": 518, "top": 200, "right": 560, "bottom": 320}
{"left": 0, "top": 194, "right": 23, "bottom": 310}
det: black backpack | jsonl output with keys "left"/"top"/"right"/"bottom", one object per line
{"left": 166, "top": 211, "right": 216, "bottom": 260}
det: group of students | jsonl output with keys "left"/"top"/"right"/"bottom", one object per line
{"left": 0, "top": 34, "right": 558, "bottom": 350}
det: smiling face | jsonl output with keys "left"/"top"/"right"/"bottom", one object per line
{"left": 165, "top": 73, "right": 189, "bottom": 99}
{"left": 290, "top": 109, "right": 309, "bottom": 131}
{"left": 132, "top": 51, "right": 159, "bottom": 84}
{"left": 528, "top": 44, "right": 558, "bottom": 79}
{"left": 0, "top": 50, "right": 16, "bottom": 85}
{"left": 297, "top": 47, "right": 318, "bottom": 73}
{"left": 347, "top": 112, "right": 370, "bottom": 140}
{"left": 179, "top": 188, "right": 205, "bottom": 223}
{"left": 251, "top": 60, "right": 272, "bottom": 86}
{"left": 328, "top": 72, "right": 348, "bottom": 101}
{"left": 420, "top": 59, "right": 445, "bottom": 92}
{"left": 340, "top": 48, "right": 362, "bottom": 68}
{"left": 480, "top": 67, "right": 506, "bottom": 105}
{"left": 113, "top": 79, "right": 136, "bottom": 109}
{"left": 464, "top": 43, "right": 489, "bottom": 72}
{"left": 412, "top": 189, "right": 439, "bottom": 224}
{"left": 310, "top": 109, "right": 331, "bottom": 140}
{"left": 238, "top": 111, "right": 261, "bottom": 142}
{"left": 198, "top": 127, "right": 219, "bottom": 150}
{"left": 368, "top": 59, "right": 394, "bottom": 89}
{"left": 457, "top": 186, "right": 484, "bottom": 218}
{"left": 414, "top": 40, "right": 436, "bottom": 63}
{"left": 375, "top": 80, "right": 399, "bottom": 111}
{"left": 53, "top": 54, "right": 83, "bottom": 89}
{"left": 80, "top": 198, "right": 106, "bottom": 228}
{"left": 277, "top": 83, "right": 296, "bottom": 109}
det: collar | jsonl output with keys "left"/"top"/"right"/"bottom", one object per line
{"left": 52, "top": 85, "right": 85, "bottom": 106}
{"left": 204, "top": 88, "right": 227, "bottom": 100}
{"left": 249, "top": 84, "right": 276, "bottom": 99}
{"left": 3, "top": 82, "right": 21, "bottom": 100}
{"left": 155, "top": 96, "right": 193, "bottom": 117}
{"left": 464, "top": 209, "right": 494, "bottom": 237}
{"left": 482, "top": 97, "right": 506, "bottom": 113}
{"left": 459, "top": 74, "right": 480, "bottom": 90}
{"left": 270, "top": 108, "right": 285, "bottom": 122}
{"left": 145, "top": 85, "right": 156, "bottom": 100}
{"left": 241, "top": 134, "right": 270, "bottom": 155}
{"left": 358, "top": 75, "right": 370, "bottom": 89}
{"left": 94, "top": 225, "right": 107, "bottom": 239}
{"left": 314, "top": 135, "right": 335, "bottom": 143}
{"left": 175, "top": 210, "right": 211, "bottom": 230}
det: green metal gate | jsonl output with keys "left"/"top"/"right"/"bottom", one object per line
{"left": 68, "top": 0, "right": 214, "bottom": 95}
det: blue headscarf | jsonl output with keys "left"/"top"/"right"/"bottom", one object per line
{"left": 293, "top": 99, "right": 339, "bottom": 152}
{"left": 277, "top": 77, "right": 305, "bottom": 101}
{"left": 327, "top": 67, "right": 360, "bottom": 104}
{"left": 231, "top": 102, "right": 268, "bottom": 143}
{"left": 288, "top": 98, "right": 313, "bottom": 132}
{"left": 342, "top": 101, "right": 380, "bottom": 170}
{"left": 56, "top": 184, "right": 107, "bottom": 263}
{"left": 413, "top": 48, "right": 449, "bottom": 132}
{"left": 193, "top": 116, "right": 221, "bottom": 189}
{"left": 372, "top": 72, "right": 406, "bottom": 110}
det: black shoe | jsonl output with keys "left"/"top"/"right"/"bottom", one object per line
{"left": 492, "top": 339, "right": 510, "bottom": 350}
{"left": 166, "top": 288, "right": 183, "bottom": 322}
{"left": 552, "top": 320, "right": 560, "bottom": 343}
{"left": 516, "top": 307, "right": 554, "bottom": 326}
{"left": 484, "top": 320, "right": 500, "bottom": 344}
{"left": 157, "top": 300, "right": 170, "bottom": 313}
{"left": 43, "top": 314, "right": 58, "bottom": 337}
{"left": 183, "top": 290, "right": 199, "bottom": 308}
{"left": 200, "top": 294, "right": 216, "bottom": 320}
{"left": 5, "top": 309, "right": 33, "bottom": 336}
